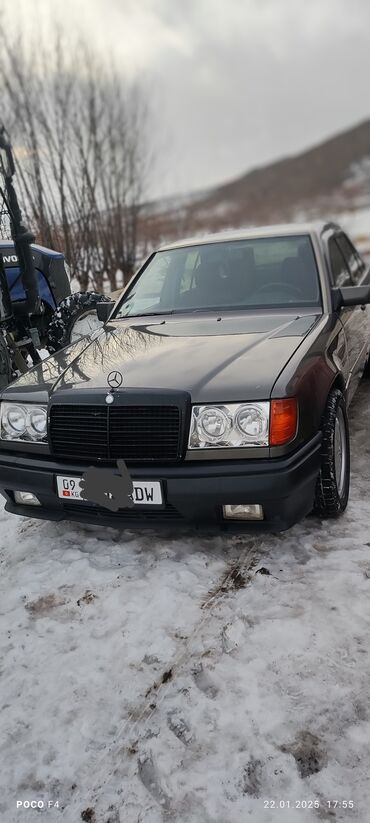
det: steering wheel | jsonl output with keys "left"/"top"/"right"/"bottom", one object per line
{"left": 252, "top": 281, "right": 305, "bottom": 300}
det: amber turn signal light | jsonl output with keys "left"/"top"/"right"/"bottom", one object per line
{"left": 270, "top": 398, "right": 298, "bottom": 446}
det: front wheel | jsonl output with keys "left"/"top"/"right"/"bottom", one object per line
{"left": 46, "top": 292, "right": 112, "bottom": 353}
{"left": 313, "top": 388, "right": 350, "bottom": 518}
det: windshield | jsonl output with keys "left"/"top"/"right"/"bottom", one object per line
{"left": 115, "top": 235, "right": 321, "bottom": 318}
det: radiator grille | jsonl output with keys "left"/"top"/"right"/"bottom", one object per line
{"left": 50, "top": 404, "right": 182, "bottom": 462}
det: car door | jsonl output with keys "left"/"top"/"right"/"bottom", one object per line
{"left": 328, "top": 236, "right": 360, "bottom": 400}
{"left": 328, "top": 232, "right": 369, "bottom": 401}
{"left": 336, "top": 233, "right": 370, "bottom": 393}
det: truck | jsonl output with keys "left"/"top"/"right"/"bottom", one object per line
{"left": 0, "top": 124, "right": 110, "bottom": 387}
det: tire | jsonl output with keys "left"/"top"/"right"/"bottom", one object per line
{"left": 362, "top": 355, "right": 370, "bottom": 378}
{"left": 313, "top": 388, "right": 350, "bottom": 518}
{"left": 46, "top": 292, "right": 112, "bottom": 353}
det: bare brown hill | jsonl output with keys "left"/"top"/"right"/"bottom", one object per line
{"left": 141, "top": 118, "right": 370, "bottom": 246}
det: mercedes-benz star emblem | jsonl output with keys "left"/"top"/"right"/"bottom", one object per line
{"left": 107, "top": 370, "right": 123, "bottom": 389}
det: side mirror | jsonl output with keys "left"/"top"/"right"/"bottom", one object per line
{"left": 96, "top": 301, "right": 115, "bottom": 322}
{"left": 332, "top": 285, "right": 370, "bottom": 311}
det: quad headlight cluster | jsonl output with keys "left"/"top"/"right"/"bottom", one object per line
{"left": 0, "top": 398, "right": 297, "bottom": 450}
{"left": 0, "top": 402, "right": 48, "bottom": 442}
{"left": 189, "top": 402, "right": 270, "bottom": 448}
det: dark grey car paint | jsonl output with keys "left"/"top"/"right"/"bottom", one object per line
{"left": 1, "top": 224, "right": 370, "bottom": 467}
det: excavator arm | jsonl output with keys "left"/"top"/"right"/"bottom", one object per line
{"left": 0, "top": 125, "right": 41, "bottom": 316}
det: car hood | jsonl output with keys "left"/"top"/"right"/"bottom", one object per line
{"left": 4, "top": 311, "right": 319, "bottom": 403}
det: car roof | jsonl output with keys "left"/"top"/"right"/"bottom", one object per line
{"left": 157, "top": 221, "right": 339, "bottom": 251}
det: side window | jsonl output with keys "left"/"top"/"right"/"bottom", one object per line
{"left": 328, "top": 238, "right": 352, "bottom": 287}
{"left": 336, "top": 233, "right": 365, "bottom": 285}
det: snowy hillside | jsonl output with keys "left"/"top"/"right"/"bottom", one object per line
{"left": 140, "top": 119, "right": 370, "bottom": 250}
{"left": 1, "top": 384, "right": 370, "bottom": 822}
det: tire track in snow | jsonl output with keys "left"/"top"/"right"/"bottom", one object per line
{"left": 61, "top": 536, "right": 263, "bottom": 820}
{"left": 201, "top": 542, "right": 259, "bottom": 608}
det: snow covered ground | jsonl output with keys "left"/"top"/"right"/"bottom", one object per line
{"left": 1, "top": 385, "right": 370, "bottom": 823}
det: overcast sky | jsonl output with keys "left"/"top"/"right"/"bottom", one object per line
{"left": 5, "top": 0, "right": 370, "bottom": 199}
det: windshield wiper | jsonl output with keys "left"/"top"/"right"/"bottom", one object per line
{"left": 114, "top": 307, "right": 235, "bottom": 320}
{"left": 115, "top": 310, "right": 177, "bottom": 319}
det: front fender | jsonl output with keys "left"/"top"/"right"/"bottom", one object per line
{"left": 271, "top": 315, "right": 346, "bottom": 456}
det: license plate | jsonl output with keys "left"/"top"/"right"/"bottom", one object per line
{"left": 56, "top": 475, "right": 163, "bottom": 505}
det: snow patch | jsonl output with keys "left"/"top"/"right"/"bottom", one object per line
{"left": 1, "top": 386, "right": 370, "bottom": 820}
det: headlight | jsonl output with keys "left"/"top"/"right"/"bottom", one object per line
{"left": 235, "top": 405, "right": 269, "bottom": 439}
{"left": 197, "top": 407, "right": 231, "bottom": 442}
{"left": 2, "top": 404, "right": 27, "bottom": 437}
{"left": 189, "top": 402, "right": 270, "bottom": 448}
{"left": 1, "top": 402, "right": 48, "bottom": 442}
{"left": 26, "top": 407, "right": 47, "bottom": 439}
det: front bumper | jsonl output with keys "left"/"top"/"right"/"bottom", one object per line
{"left": 0, "top": 434, "right": 322, "bottom": 532}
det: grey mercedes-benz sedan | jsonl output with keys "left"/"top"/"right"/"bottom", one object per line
{"left": 0, "top": 222, "right": 369, "bottom": 531}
